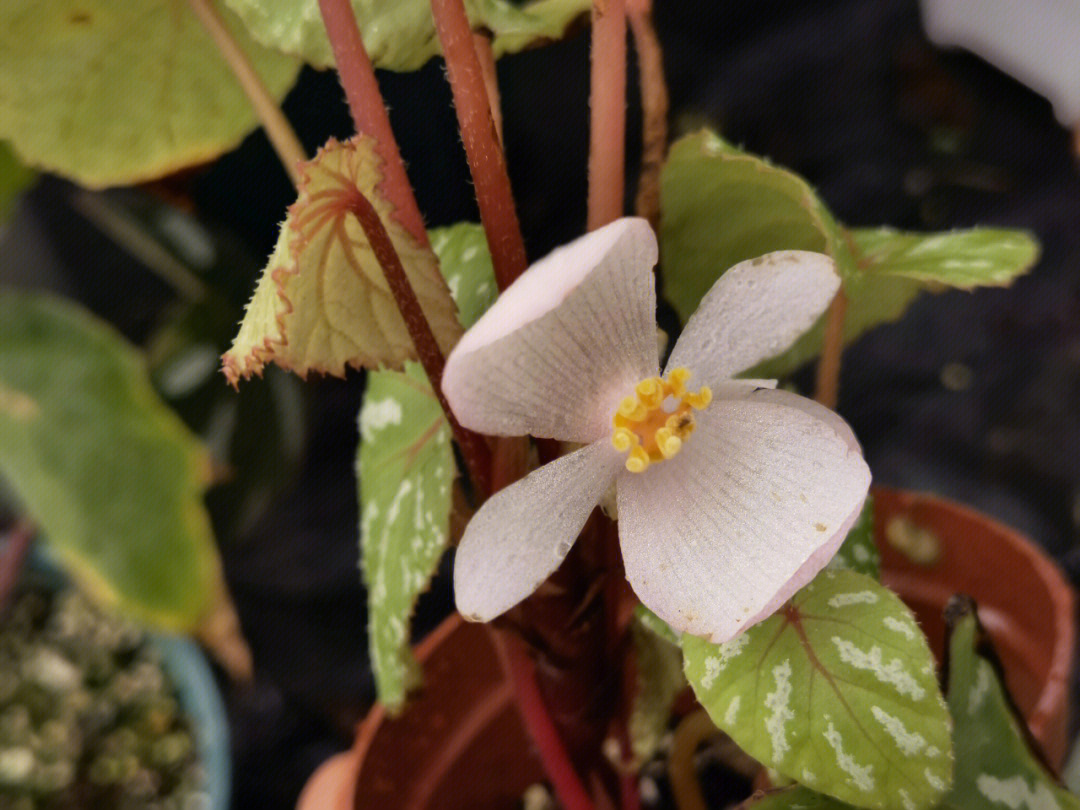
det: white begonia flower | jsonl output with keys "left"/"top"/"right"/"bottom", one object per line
{"left": 442, "top": 217, "right": 871, "bottom": 642}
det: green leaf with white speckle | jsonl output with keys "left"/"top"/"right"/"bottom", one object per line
{"left": 661, "top": 130, "right": 1039, "bottom": 380}
{"left": 429, "top": 223, "right": 498, "bottom": 330}
{"left": 629, "top": 611, "right": 686, "bottom": 763}
{"left": 827, "top": 497, "right": 879, "bottom": 579}
{"left": 740, "top": 786, "right": 854, "bottom": 809}
{"left": 937, "top": 601, "right": 1080, "bottom": 810}
{"left": 847, "top": 228, "right": 1038, "bottom": 290}
{"left": 358, "top": 222, "right": 496, "bottom": 712}
{"left": 635, "top": 603, "right": 681, "bottom": 646}
{"left": 359, "top": 363, "right": 455, "bottom": 712}
{"left": 682, "top": 570, "right": 952, "bottom": 810}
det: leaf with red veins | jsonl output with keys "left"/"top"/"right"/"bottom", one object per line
{"left": 223, "top": 136, "right": 461, "bottom": 384}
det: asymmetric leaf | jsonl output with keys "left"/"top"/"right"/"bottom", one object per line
{"left": 629, "top": 613, "right": 687, "bottom": 763}
{"left": 0, "top": 293, "right": 223, "bottom": 630}
{"left": 827, "top": 497, "right": 880, "bottom": 579}
{"left": 683, "top": 571, "right": 952, "bottom": 810}
{"left": 358, "top": 222, "right": 495, "bottom": 710}
{"left": 661, "top": 131, "right": 1039, "bottom": 379}
{"left": 223, "top": 136, "right": 461, "bottom": 383}
{"left": 359, "top": 364, "right": 455, "bottom": 712}
{"left": 939, "top": 602, "right": 1080, "bottom": 810}
{"left": 0, "top": 142, "right": 35, "bottom": 222}
{"left": 0, "top": 0, "right": 300, "bottom": 187}
{"left": 224, "top": 0, "right": 589, "bottom": 72}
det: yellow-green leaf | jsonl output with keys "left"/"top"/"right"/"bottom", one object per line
{"left": 0, "top": 141, "right": 35, "bottom": 222}
{"left": 223, "top": 136, "right": 462, "bottom": 383}
{"left": 0, "top": 0, "right": 300, "bottom": 188}
{"left": 0, "top": 292, "right": 223, "bottom": 631}
{"left": 224, "top": 0, "right": 589, "bottom": 72}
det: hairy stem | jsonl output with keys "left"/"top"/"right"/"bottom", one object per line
{"left": 187, "top": 0, "right": 306, "bottom": 186}
{"left": 345, "top": 190, "right": 492, "bottom": 495}
{"left": 317, "top": 0, "right": 430, "bottom": 246}
{"left": 815, "top": 288, "right": 848, "bottom": 409}
{"left": 628, "top": 0, "right": 667, "bottom": 229}
{"left": 587, "top": 0, "right": 628, "bottom": 231}
{"left": 0, "top": 520, "right": 35, "bottom": 618}
{"left": 473, "top": 33, "right": 504, "bottom": 147}
{"left": 430, "top": 0, "right": 528, "bottom": 291}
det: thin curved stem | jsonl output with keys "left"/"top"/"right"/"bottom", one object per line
{"left": 668, "top": 709, "right": 716, "bottom": 810}
{"left": 815, "top": 288, "right": 848, "bottom": 409}
{"left": 345, "top": 189, "right": 492, "bottom": 496}
{"left": 587, "top": 0, "right": 628, "bottom": 231}
{"left": 187, "top": 0, "right": 306, "bottom": 186}
{"left": 628, "top": 1, "right": 667, "bottom": 229}
{"left": 317, "top": 0, "right": 430, "bottom": 246}
{"left": 430, "top": 0, "right": 529, "bottom": 291}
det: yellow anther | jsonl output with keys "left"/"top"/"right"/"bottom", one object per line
{"left": 612, "top": 367, "right": 711, "bottom": 472}
{"left": 625, "top": 446, "right": 651, "bottom": 473}
{"left": 635, "top": 377, "right": 664, "bottom": 408}
{"left": 611, "top": 427, "right": 636, "bottom": 452}
{"left": 617, "top": 396, "right": 648, "bottom": 422}
{"left": 684, "top": 386, "right": 712, "bottom": 410}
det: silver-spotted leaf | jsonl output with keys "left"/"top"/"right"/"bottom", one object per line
{"left": 358, "top": 363, "right": 455, "bottom": 712}
{"left": 682, "top": 571, "right": 952, "bottom": 810}
{"left": 635, "top": 603, "right": 681, "bottom": 646}
{"left": 224, "top": 0, "right": 589, "bottom": 72}
{"left": 0, "top": 0, "right": 300, "bottom": 188}
{"left": 848, "top": 228, "right": 1039, "bottom": 290}
{"left": 939, "top": 604, "right": 1080, "bottom": 810}
{"left": 428, "top": 223, "right": 498, "bottom": 330}
{"left": 827, "top": 497, "right": 879, "bottom": 579}
{"left": 223, "top": 136, "right": 461, "bottom": 383}
{"left": 358, "top": 221, "right": 495, "bottom": 710}
{"left": 0, "top": 292, "right": 223, "bottom": 631}
{"left": 629, "top": 612, "right": 686, "bottom": 763}
{"left": 661, "top": 130, "right": 1039, "bottom": 380}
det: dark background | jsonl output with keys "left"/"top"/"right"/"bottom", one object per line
{"left": 2, "top": 1, "right": 1079, "bottom": 806}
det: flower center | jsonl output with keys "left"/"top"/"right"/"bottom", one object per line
{"left": 611, "top": 367, "right": 712, "bottom": 473}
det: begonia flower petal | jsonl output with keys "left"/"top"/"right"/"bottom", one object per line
{"left": 666, "top": 251, "right": 840, "bottom": 387}
{"left": 616, "top": 390, "right": 870, "bottom": 642}
{"left": 454, "top": 440, "right": 623, "bottom": 622}
{"left": 443, "top": 218, "right": 660, "bottom": 443}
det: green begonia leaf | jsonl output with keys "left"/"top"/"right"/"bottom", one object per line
{"left": 741, "top": 786, "right": 853, "bottom": 809}
{"left": 358, "top": 222, "right": 495, "bottom": 711}
{"left": 0, "top": 142, "right": 35, "bottom": 223}
{"left": 847, "top": 228, "right": 1039, "bottom": 290}
{"left": 661, "top": 130, "right": 1039, "bottom": 379}
{"left": 827, "top": 497, "right": 880, "bottom": 579}
{"left": 224, "top": 0, "right": 589, "bottom": 72}
{"left": 0, "top": 0, "right": 300, "bottom": 188}
{"left": 0, "top": 292, "right": 222, "bottom": 630}
{"left": 938, "top": 601, "right": 1080, "bottom": 810}
{"left": 683, "top": 571, "right": 952, "bottom": 810}
{"left": 635, "top": 602, "right": 681, "bottom": 646}
{"left": 629, "top": 612, "right": 686, "bottom": 763}
{"left": 358, "top": 362, "right": 455, "bottom": 712}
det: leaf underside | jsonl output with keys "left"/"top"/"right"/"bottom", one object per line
{"left": 223, "top": 135, "right": 462, "bottom": 383}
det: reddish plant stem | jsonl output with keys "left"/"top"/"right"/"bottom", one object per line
{"left": 0, "top": 521, "right": 35, "bottom": 617}
{"left": 344, "top": 190, "right": 492, "bottom": 496}
{"left": 627, "top": 0, "right": 667, "bottom": 229}
{"left": 588, "top": 0, "right": 628, "bottom": 231}
{"left": 472, "top": 32, "right": 504, "bottom": 147}
{"left": 815, "top": 288, "right": 848, "bottom": 409}
{"left": 491, "top": 627, "right": 597, "bottom": 810}
{"left": 430, "top": 0, "right": 529, "bottom": 291}
{"left": 317, "top": 0, "right": 430, "bottom": 246}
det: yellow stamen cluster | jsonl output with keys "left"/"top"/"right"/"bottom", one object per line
{"left": 611, "top": 367, "right": 711, "bottom": 473}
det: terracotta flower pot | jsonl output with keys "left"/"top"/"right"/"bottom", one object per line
{"left": 874, "top": 486, "right": 1076, "bottom": 769}
{"left": 300, "top": 487, "right": 1077, "bottom": 808}
{"left": 297, "top": 614, "right": 544, "bottom": 810}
